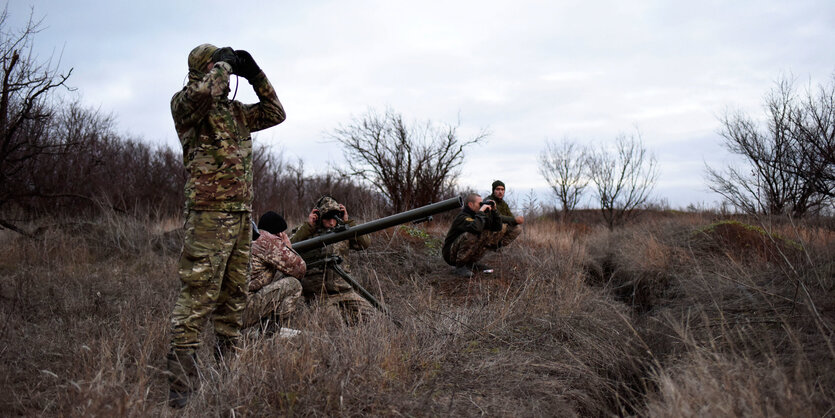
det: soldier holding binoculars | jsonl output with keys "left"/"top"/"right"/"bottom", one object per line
{"left": 442, "top": 180, "right": 524, "bottom": 277}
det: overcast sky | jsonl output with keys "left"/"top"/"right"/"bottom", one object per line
{"left": 7, "top": 0, "right": 834, "bottom": 208}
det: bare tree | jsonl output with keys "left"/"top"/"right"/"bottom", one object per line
{"left": 331, "top": 108, "right": 488, "bottom": 212}
{"left": 787, "top": 75, "right": 835, "bottom": 200}
{"left": 587, "top": 132, "right": 658, "bottom": 230}
{"left": 539, "top": 138, "right": 588, "bottom": 221}
{"left": 706, "top": 75, "right": 833, "bottom": 217}
{"left": 0, "top": 7, "right": 74, "bottom": 233}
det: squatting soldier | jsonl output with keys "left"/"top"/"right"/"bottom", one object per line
{"left": 242, "top": 211, "right": 306, "bottom": 332}
{"left": 442, "top": 193, "right": 503, "bottom": 277}
{"left": 484, "top": 180, "right": 525, "bottom": 249}
{"left": 290, "top": 196, "right": 376, "bottom": 324}
{"left": 166, "top": 44, "right": 285, "bottom": 408}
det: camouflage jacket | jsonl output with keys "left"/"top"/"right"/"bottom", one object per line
{"left": 171, "top": 62, "right": 286, "bottom": 212}
{"left": 289, "top": 219, "right": 370, "bottom": 273}
{"left": 486, "top": 194, "right": 518, "bottom": 225}
{"left": 442, "top": 206, "right": 501, "bottom": 263}
{"left": 249, "top": 230, "right": 306, "bottom": 292}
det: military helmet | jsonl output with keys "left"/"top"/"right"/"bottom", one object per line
{"left": 315, "top": 196, "right": 344, "bottom": 220}
{"left": 187, "top": 43, "right": 218, "bottom": 74}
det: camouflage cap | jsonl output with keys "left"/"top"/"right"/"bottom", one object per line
{"left": 187, "top": 43, "right": 218, "bottom": 74}
{"left": 315, "top": 196, "right": 343, "bottom": 219}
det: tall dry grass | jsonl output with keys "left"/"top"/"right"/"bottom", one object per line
{"left": 0, "top": 210, "right": 832, "bottom": 416}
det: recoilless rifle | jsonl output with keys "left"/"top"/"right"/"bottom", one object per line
{"left": 290, "top": 196, "right": 463, "bottom": 319}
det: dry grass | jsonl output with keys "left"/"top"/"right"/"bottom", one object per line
{"left": 0, "top": 211, "right": 833, "bottom": 416}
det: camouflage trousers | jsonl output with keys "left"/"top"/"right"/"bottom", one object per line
{"left": 301, "top": 268, "right": 375, "bottom": 325}
{"left": 448, "top": 224, "right": 521, "bottom": 266}
{"left": 241, "top": 274, "right": 302, "bottom": 329}
{"left": 492, "top": 223, "right": 522, "bottom": 248}
{"left": 169, "top": 210, "right": 252, "bottom": 352}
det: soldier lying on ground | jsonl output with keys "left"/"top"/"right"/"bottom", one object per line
{"left": 442, "top": 193, "right": 505, "bottom": 277}
{"left": 290, "top": 196, "right": 376, "bottom": 324}
{"left": 166, "top": 43, "right": 285, "bottom": 408}
{"left": 241, "top": 211, "right": 306, "bottom": 332}
{"left": 483, "top": 180, "right": 525, "bottom": 250}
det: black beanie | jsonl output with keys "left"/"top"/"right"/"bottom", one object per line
{"left": 492, "top": 180, "right": 505, "bottom": 191}
{"left": 257, "top": 211, "right": 287, "bottom": 235}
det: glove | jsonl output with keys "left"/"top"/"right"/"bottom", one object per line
{"left": 211, "top": 47, "right": 239, "bottom": 73}
{"left": 235, "top": 50, "right": 262, "bottom": 80}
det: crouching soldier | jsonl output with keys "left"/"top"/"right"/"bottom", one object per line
{"left": 290, "top": 196, "right": 376, "bottom": 324}
{"left": 242, "top": 211, "right": 305, "bottom": 332}
{"left": 442, "top": 193, "right": 503, "bottom": 277}
{"left": 484, "top": 180, "right": 525, "bottom": 250}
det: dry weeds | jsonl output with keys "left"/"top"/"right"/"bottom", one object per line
{"left": 0, "top": 211, "right": 832, "bottom": 416}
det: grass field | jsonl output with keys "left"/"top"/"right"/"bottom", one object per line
{"left": 1, "top": 211, "right": 833, "bottom": 416}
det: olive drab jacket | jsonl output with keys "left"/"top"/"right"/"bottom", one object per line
{"left": 289, "top": 197, "right": 370, "bottom": 295}
{"left": 171, "top": 61, "right": 285, "bottom": 212}
{"left": 486, "top": 193, "right": 519, "bottom": 225}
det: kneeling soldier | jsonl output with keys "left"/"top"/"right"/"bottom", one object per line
{"left": 484, "top": 180, "right": 525, "bottom": 250}
{"left": 290, "top": 196, "right": 376, "bottom": 324}
{"left": 242, "top": 211, "right": 306, "bottom": 332}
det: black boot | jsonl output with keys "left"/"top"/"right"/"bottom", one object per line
{"left": 166, "top": 349, "right": 198, "bottom": 409}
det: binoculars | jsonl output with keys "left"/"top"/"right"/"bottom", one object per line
{"left": 481, "top": 199, "right": 496, "bottom": 209}
{"left": 314, "top": 209, "right": 344, "bottom": 220}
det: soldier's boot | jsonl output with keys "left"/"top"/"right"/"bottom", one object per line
{"left": 213, "top": 336, "right": 240, "bottom": 366}
{"left": 470, "top": 262, "right": 493, "bottom": 272}
{"left": 259, "top": 312, "right": 286, "bottom": 336}
{"left": 166, "top": 349, "right": 199, "bottom": 409}
{"left": 453, "top": 265, "right": 474, "bottom": 278}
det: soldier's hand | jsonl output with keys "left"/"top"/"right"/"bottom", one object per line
{"left": 515, "top": 215, "right": 525, "bottom": 225}
{"left": 479, "top": 204, "right": 491, "bottom": 212}
{"left": 308, "top": 209, "right": 319, "bottom": 226}
{"left": 338, "top": 204, "right": 349, "bottom": 221}
{"left": 211, "top": 47, "right": 239, "bottom": 73}
{"left": 235, "top": 50, "right": 261, "bottom": 79}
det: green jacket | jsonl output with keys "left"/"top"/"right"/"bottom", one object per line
{"left": 289, "top": 219, "right": 370, "bottom": 262}
{"left": 290, "top": 219, "right": 370, "bottom": 294}
{"left": 486, "top": 194, "right": 518, "bottom": 225}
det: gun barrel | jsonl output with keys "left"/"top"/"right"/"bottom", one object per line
{"left": 292, "top": 196, "right": 462, "bottom": 253}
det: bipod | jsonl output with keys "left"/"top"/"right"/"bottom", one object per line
{"left": 307, "top": 256, "right": 402, "bottom": 327}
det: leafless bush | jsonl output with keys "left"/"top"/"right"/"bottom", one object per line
{"left": 11, "top": 101, "right": 186, "bottom": 220}
{"left": 331, "top": 108, "right": 487, "bottom": 213}
{"left": 252, "top": 144, "right": 386, "bottom": 223}
{"left": 587, "top": 132, "right": 659, "bottom": 230}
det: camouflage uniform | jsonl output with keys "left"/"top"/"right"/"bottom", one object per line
{"left": 442, "top": 205, "right": 503, "bottom": 266}
{"left": 167, "top": 43, "right": 285, "bottom": 399}
{"left": 290, "top": 197, "right": 376, "bottom": 324}
{"left": 241, "top": 230, "right": 306, "bottom": 329}
{"left": 484, "top": 193, "right": 522, "bottom": 248}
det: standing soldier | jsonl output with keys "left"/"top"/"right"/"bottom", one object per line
{"left": 166, "top": 44, "right": 285, "bottom": 408}
{"left": 484, "top": 180, "right": 525, "bottom": 249}
{"left": 290, "top": 196, "right": 376, "bottom": 324}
